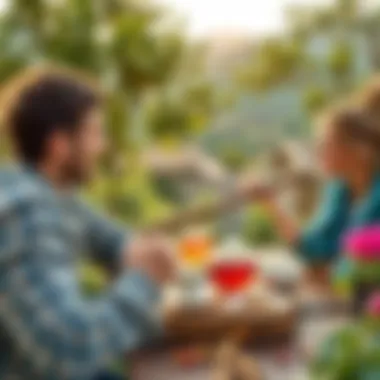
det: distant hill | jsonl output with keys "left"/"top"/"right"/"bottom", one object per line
{"left": 199, "top": 31, "right": 373, "bottom": 158}
{"left": 201, "top": 86, "right": 309, "bottom": 157}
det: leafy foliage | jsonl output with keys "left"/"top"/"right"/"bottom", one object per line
{"left": 235, "top": 0, "right": 374, "bottom": 99}
{"left": 303, "top": 86, "right": 329, "bottom": 114}
{"left": 0, "top": 0, "right": 217, "bottom": 224}
{"left": 238, "top": 39, "right": 305, "bottom": 91}
{"left": 311, "top": 324, "right": 380, "bottom": 380}
{"left": 146, "top": 81, "right": 215, "bottom": 142}
{"left": 219, "top": 148, "right": 249, "bottom": 172}
{"left": 243, "top": 205, "right": 278, "bottom": 246}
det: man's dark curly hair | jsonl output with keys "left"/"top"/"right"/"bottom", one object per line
{"left": 2, "top": 67, "right": 100, "bottom": 164}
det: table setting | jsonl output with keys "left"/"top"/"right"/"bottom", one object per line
{"left": 130, "top": 232, "right": 352, "bottom": 380}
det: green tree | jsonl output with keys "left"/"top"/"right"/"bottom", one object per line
{"left": 303, "top": 86, "right": 329, "bottom": 114}
{"left": 327, "top": 41, "right": 354, "bottom": 93}
{"left": 359, "top": 10, "right": 380, "bottom": 70}
{"left": 219, "top": 148, "right": 248, "bottom": 172}
{"left": 0, "top": 0, "right": 190, "bottom": 222}
{"left": 236, "top": 0, "right": 371, "bottom": 106}
{"left": 237, "top": 38, "right": 306, "bottom": 92}
{"left": 146, "top": 80, "right": 215, "bottom": 143}
{"left": 243, "top": 205, "right": 278, "bottom": 246}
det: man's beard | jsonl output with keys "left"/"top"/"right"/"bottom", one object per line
{"left": 61, "top": 156, "right": 91, "bottom": 188}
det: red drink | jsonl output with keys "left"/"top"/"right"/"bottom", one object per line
{"left": 209, "top": 260, "right": 257, "bottom": 294}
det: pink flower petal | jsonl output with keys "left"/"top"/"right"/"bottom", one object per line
{"left": 344, "top": 225, "right": 380, "bottom": 261}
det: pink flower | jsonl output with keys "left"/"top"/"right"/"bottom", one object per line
{"left": 344, "top": 225, "right": 380, "bottom": 262}
{"left": 366, "top": 292, "right": 380, "bottom": 317}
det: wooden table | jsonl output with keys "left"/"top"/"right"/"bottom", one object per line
{"left": 162, "top": 247, "right": 303, "bottom": 346}
{"left": 163, "top": 284, "right": 297, "bottom": 346}
{"left": 131, "top": 295, "right": 350, "bottom": 380}
{"left": 130, "top": 284, "right": 352, "bottom": 380}
{"left": 130, "top": 251, "right": 352, "bottom": 379}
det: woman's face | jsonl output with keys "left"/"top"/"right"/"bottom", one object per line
{"left": 316, "top": 124, "right": 358, "bottom": 178}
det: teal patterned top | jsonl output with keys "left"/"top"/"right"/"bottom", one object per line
{"left": 297, "top": 172, "right": 380, "bottom": 264}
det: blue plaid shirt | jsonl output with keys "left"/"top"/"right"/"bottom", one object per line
{"left": 0, "top": 166, "right": 161, "bottom": 379}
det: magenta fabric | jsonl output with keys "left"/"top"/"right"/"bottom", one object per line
{"left": 344, "top": 225, "right": 380, "bottom": 261}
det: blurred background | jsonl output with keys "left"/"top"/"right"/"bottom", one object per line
{"left": 3, "top": 1, "right": 380, "bottom": 379}
{"left": 0, "top": 0, "right": 377, "bottom": 242}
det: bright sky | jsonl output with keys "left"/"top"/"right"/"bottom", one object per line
{"left": 161, "top": 0, "right": 334, "bottom": 36}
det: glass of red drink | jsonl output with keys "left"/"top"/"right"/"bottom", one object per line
{"left": 209, "top": 259, "right": 258, "bottom": 295}
{"left": 208, "top": 238, "right": 260, "bottom": 306}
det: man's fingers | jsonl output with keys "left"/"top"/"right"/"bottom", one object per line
{"left": 127, "top": 233, "right": 177, "bottom": 285}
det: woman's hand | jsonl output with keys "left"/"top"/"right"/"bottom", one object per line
{"left": 264, "top": 200, "right": 300, "bottom": 245}
{"left": 237, "top": 179, "right": 275, "bottom": 203}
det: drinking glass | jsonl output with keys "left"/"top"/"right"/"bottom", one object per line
{"left": 178, "top": 230, "right": 213, "bottom": 304}
{"left": 179, "top": 232, "right": 213, "bottom": 270}
{"left": 208, "top": 238, "right": 259, "bottom": 309}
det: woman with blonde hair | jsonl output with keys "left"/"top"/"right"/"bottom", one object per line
{"left": 258, "top": 99, "right": 380, "bottom": 289}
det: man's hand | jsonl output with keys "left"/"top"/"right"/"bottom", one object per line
{"left": 126, "top": 234, "right": 177, "bottom": 286}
